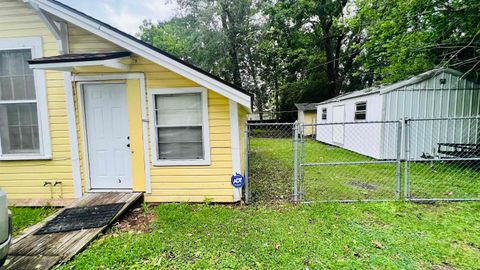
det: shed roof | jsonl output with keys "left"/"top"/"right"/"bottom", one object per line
{"left": 295, "top": 103, "right": 319, "bottom": 111}
{"left": 318, "top": 68, "right": 467, "bottom": 106}
{"left": 28, "top": 52, "right": 132, "bottom": 64}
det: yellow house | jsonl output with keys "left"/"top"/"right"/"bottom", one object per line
{"left": 0, "top": 0, "right": 252, "bottom": 205}
{"left": 295, "top": 103, "right": 318, "bottom": 136}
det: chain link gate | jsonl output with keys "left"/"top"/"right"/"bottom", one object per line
{"left": 297, "top": 121, "right": 403, "bottom": 202}
{"left": 244, "top": 122, "right": 296, "bottom": 204}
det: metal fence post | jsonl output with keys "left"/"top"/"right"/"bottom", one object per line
{"left": 293, "top": 121, "right": 299, "bottom": 203}
{"left": 244, "top": 124, "right": 250, "bottom": 204}
{"left": 299, "top": 122, "right": 305, "bottom": 201}
{"left": 403, "top": 119, "right": 410, "bottom": 200}
{"left": 395, "top": 120, "right": 402, "bottom": 200}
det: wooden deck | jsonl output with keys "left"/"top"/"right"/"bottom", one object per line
{"left": 1, "top": 192, "right": 142, "bottom": 270}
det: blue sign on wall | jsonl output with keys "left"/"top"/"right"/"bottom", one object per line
{"left": 231, "top": 173, "right": 245, "bottom": 188}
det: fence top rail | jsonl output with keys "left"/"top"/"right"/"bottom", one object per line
{"left": 408, "top": 157, "right": 480, "bottom": 162}
{"left": 302, "top": 160, "right": 398, "bottom": 166}
{"left": 247, "top": 122, "right": 296, "bottom": 126}
{"left": 407, "top": 116, "right": 480, "bottom": 122}
{"left": 302, "top": 120, "right": 400, "bottom": 127}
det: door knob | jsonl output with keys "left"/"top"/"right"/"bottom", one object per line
{"left": 126, "top": 143, "right": 130, "bottom": 148}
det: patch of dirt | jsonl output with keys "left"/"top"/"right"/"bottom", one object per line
{"left": 113, "top": 206, "right": 156, "bottom": 233}
{"left": 349, "top": 180, "right": 377, "bottom": 190}
{"left": 431, "top": 263, "right": 456, "bottom": 270}
{"left": 466, "top": 243, "right": 480, "bottom": 252}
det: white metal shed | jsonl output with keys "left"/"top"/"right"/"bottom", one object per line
{"left": 315, "top": 68, "right": 480, "bottom": 160}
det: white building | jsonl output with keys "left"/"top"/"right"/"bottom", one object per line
{"left": 315, "top": 68, "right": 480, "bottom": 160}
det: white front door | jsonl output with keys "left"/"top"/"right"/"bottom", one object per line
{"left": 83, "top": 83, "right": 132, "bottom": 190}
{"left": 332, "top": 105, "right": 345, "bottom": 145}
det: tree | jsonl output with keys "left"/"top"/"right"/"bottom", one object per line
{"left": 260, "top": 0, "right": 366, "bottom": 113}
{"left": 137, "top": 0, "right": 480, "bottom": 120}
{"left": 355, "top": 0, "right": 480, "bottom": 83}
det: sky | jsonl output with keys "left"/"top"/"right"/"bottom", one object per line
{"left": 58, "top": 0, "right": 179, "bottom": 35}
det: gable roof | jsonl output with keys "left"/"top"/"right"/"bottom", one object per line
{"left": 379, "top": 68, "right": 465, "bottom": 94}
{"left": 318, "top": 68, "right": 468, "bottom": 106}
{"left": 27, "top": 0, "right": 252, "bottom": 109}
{"left": 295, "top": 103, "right": 319, "bottom": 111}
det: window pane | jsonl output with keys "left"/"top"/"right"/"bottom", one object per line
{"left": 321, "top": 108, "right": 327, "bottom": 120}
{"left": 0, "top": 77, "right": 13, "bottom": 100}
{"left": 0, "top": 49, "right": 35, "bottom": 101}
{"left": 356, "top": 103, "right": 367, "bottom": 111}
{"left": 157, "top": 127, "right": 203, "bottom": 159}
{"left": 0, "top": 103, "right": 40, "bottom": 154}
{"left": 355, "top": 112, "right": 366, "bottom": 120}
{"left": 155, "top": 93, "right": 202, "bottom": 126}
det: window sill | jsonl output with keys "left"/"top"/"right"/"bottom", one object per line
{"left": 152, "top": 159, "right": 211, "bottom": 167}
{"left": 0, "top": 155, "right": 52, "bottom": 161}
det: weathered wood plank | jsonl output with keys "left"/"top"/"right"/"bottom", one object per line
{"left": 1, "top": 193, "right": 142, "bottom": 270}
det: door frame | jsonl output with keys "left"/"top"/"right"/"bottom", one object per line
{"left": 332, "top": 104, "right": 345, "bottom": 146}
{"left": 79, "top": 81, "right": 133, "bottom": 191}
{"left": 72, "top": 73, "right": 151, "bottom": 194}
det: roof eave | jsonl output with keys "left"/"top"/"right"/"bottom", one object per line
{"left": 29, "top": 57, "right": 130, "bottom": 72}
{"left": 32, "top": 0, "right": 252, "bottom": 110}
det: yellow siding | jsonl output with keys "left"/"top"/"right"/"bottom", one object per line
{"left": 145, "top": 90, "right": 235, "bottom": 203}
{"left": 67, "top": 23, "right": 123, "bottom": 53}
{"left": 66, "top": 30, "right": 236, "bottom": 201}
{"left": 73, "top": 79, "right": 146, "bottom": 193}
{"left": 126, "top": 80, "right": 147, "bottom": 192}
{"left": 1, "top": 1, "right": 241, "bottom": 203}
{"left": 0, "top": 0, "right": 74, "bottom": 200}
{"left": 303, "top": 111, "right": 317, "bottom": 136}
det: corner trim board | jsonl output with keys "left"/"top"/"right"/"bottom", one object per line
{"left": 64, "top": 72, "right": 82, "bottom": 198}
{"left": 229, "top": 100, "right": 242, "bottom": 202}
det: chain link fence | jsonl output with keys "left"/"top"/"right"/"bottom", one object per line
{"left": 405, "top": 117, "right": 480, "bottom": 201}
{"left": 245, "top": 123, "right": 296, "bottom": 204}
{"left": 245, "top": 117, "right": 480, "bottom": 204}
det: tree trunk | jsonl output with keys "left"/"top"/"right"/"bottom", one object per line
{"left": 220, "top": 2, "right": 243, "bottom": 87}
{"left": 322, "top": 20, "right": 338, "bottom": 99}
{"left": 274, "top": 76, "right": 279, "bottom": 121}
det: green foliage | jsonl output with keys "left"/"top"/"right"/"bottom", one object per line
{"left": 137, "top": 0, "right": 480, "bottom": 114}
{"left": 10, "top": 207, "right": 56, "bottom": 236}
{"left": 138, "top": 16, "right": 226, "bottom": 77}
{"left": 355, "top": 0, "right": 480, "bottom": 83}
{"left": 58, "top": 202, "right": 480, "bottom": 269}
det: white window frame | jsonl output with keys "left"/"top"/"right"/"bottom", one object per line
{"left": 148, "top": 87, "right": 210, "bottom": 166}
{"left": 321, "top": 108, "right": 327, "bottom": 120}
{"left": 0, "top": 37, "right": 51, "bottom": 160}
{"left": 354, "top": 101, "right": 367, "bottom": 121}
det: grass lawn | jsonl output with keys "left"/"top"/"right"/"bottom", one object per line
{"left": 250, "top": 138, "right": 480, "bottom": 202}
{"left": 9, "top": 207, "right": 56, "bottom": 236}
{"left": 58, "top": 202, "right": 480, "bottom": 269}
{"left": 52, "top": 137, "right": 480, "bottom": 269}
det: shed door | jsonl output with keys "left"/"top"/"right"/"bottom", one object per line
{"left": 83, "top": 83, "right": 132, "bottom": 190}
{"left": 332, "top": 105, "right": 345, "bottom": 145}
